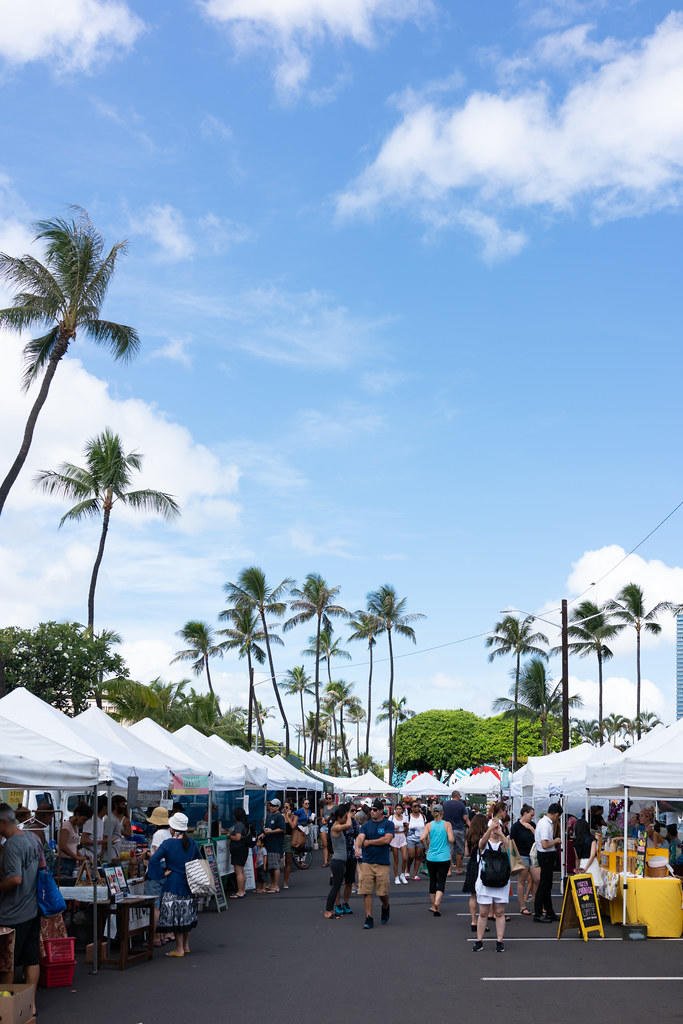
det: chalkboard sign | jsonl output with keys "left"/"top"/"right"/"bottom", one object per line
{"left": 557, "top": 873, "right": 604, "bottom": 941}
{"left": 201, "top": 842, "right": 227, "bottom": 912}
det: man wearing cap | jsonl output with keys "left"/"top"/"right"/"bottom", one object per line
{"left": 534, "top": 802, "right": 562, "bottom": 922}
{"left": 354, "top": 799, "right": 394, "bottom": 929}
{"left": 261, "top": 799, "right": 286, "bottom": 893}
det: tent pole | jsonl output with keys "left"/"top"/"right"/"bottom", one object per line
{"left": 105, "top": 783, "right": 113, "bottom": 863}
{"left": 622, "top": 785, "right": 629, "bottom": 927}
{"left": 91, "top": 783, "right": 99, "bottom": 975}
{"left": 585, "top": 788, "right": 589, "bottom": 823}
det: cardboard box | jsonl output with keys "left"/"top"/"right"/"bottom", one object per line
{"left": 84, "top": 941, "right": 107, "bottom": 964}
{"left": 0, "top": 983, "right": 36, "bottom": 1024}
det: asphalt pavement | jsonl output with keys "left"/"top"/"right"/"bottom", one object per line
{"left": 41, "top": 858, "right": 683, "bottom": 1024}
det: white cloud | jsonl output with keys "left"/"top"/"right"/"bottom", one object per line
{"left": 570, "top": 673, "right": 670, "bottom": 724}
{"left": 287, "top": 527, "right": 357, "bottom": 560}
{"left": 455, "top": 209, "right": 528, "bottom": 262}
{"left": 149, "top": 337, "right": 193, "bottom": 368}
{"left": 535, "top": 23, "right": 624, "bottom": 69}
{"left": 131, "top": 204, "right": 196, "bottom": 262}
{"left": 199, "top": 113, "right": 234, "bottom": 142}
{"left": 199, "top": 0, "right": 429, "bottom": 101}
{"left": 198, "top": 213, "right": 252, "bottom": 252}
{"left": 338, "top": 14, "right": 683, "bottom": 248}
{"left": 0, "top": 0, "right": 143, "bottom": 71}
{"left": 293, "top": 403, "right": 383, "bottom": 445}
{"left": 360, "top": 369, "right": 406, "bottom": 394}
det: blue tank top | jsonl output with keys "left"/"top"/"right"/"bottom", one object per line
{"left": 426, "top": 820, "right": 450, "bottom": 862}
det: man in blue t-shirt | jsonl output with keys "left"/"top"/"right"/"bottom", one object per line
{"left": 354, "top": 799, "right": 394, "bottom": 929}
{"left": 442, "top": 791, "right": 470, "bottom": 874}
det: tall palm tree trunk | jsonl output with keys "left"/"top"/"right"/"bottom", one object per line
{"left": 252, "top": 693, "right": 265, "bottom": 753}
{"left": 636, "top": 626, "right": 642, "bottom": 740}
{"left": 313, "top": 615, "right": 321, "bottom": 767}
{"left": 0, "top": 334, "right": 71, "bottom": 516}
{"left": 260, "top": 611, "right": 289, "bottom": 754}
{"left": 87, "top": 501, "right": 112, "bottom": 631}
{"left": 247, "top": 658, "right": 254, "bottom": 749}
{"left": 387, "top": 628, "right": 395, "bottom": 779}
{"left": 512, "top": 650, "right": 521, "bottom": 772}
{"left": 340, "top": 710, "right": 350, "bottom": 774}
{"left": 365, "top": 641, "right": 373, "bottom": 757}
{"left": 204, "top": 655, "right": 220, "bottom": 714}
{"left": 597, "top": 651, "right": 604, "bottom": 746}
{"left": 300, "top": 690, "right": 307, "bottom": 766}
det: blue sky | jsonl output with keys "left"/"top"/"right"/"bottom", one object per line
{"left": 1, "top": 0, "right": 683, "bottom": 759}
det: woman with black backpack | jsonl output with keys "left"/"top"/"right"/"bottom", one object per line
{"left": 472, "top": 816, "right": 511, "bottom": 953}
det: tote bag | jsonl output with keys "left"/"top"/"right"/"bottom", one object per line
{"left": 185, "top": 858, "right": 215, "bottom": 896}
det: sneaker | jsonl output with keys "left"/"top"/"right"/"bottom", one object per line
{"left": 363, "top": 916, "right": 374, "bottom": 930}
{"left": 334, "top": 907, "right": 344, "bottom": 918}
{"left": 496, "top": 941, "right": 505, "bottom": 953}
{"left": 394, "top": 877, "right": 401, "bottom": 885}
{"left": 400, "top": 874, "right": 408, "bottom": 884}
{"left": 472, "top": 941, "right": 484, "bottom": 952}
{"left": 341, "top": 903, "right": 353, "bottom": 915}
{"left": 380, "top": 905, "right": 390, "bottom": 925}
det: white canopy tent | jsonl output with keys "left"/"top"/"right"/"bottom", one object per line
{"left": 268, "top": 753, "right": 323, "bottom": 791}
{"left": 128, "top": 718, "right": 205, "bottom": 773}
{"left": 173, "top": 724, "right": 260, "bottom": 790}
{"left": 206, "top": 734, "right": 268, "bottom": 788}
{"left": 0, "top": 688, "right": 116, "bottom": 783}
{"left": 73, "top": 706, "right": 186, "bottom": 791}
{"left": 511, "top": 744, "right": 622, "bottom": 811}
{"left": 586, "top": 720, "right": 683, "bottom": 798}
{"left": 401, "top": 773, "right": 450, "bottom": 797}
{"left": 450, "top": 770, "right": 502, "bottom": 797}
{"left": 0, "top": 714, "right": 99, "bottom": 790}
{"left": 309, "top": 768, "right": 398, "bottom": 795}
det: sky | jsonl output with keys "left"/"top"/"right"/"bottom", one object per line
{"left": 1, "top": 0, "right": 683, "bottom": 761}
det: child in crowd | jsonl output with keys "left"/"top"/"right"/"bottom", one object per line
{"left": 255, "top": 836, "right": 267, "bottom": 893}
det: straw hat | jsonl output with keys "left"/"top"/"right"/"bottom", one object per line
{"left": 147, "top": 807, "right": 170, "bottom": 827}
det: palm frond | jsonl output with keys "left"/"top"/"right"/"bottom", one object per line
{"left": 21, "top": 327, "right": 63, "bottom": 389}
{"left": 122, "top": 489, "right": 180, "bottom": 519}
{"left": 84, "top": 319, "right": 140, "bottom": 361}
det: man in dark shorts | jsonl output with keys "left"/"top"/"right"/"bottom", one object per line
{"left": 261, "top": 799, "right": 285, "bottom": 892}
{"left": 442, "top": 790, "right": 470, "bottom": 874}
{"left": 0, "top": 804, "right": 41, "bottom": 993}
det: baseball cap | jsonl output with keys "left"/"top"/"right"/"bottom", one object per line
{"left": 371, "top": 799, "right": 385, "bottom": 811}
{"left": 268, "top": 798, "right": 281, "bottom": 808}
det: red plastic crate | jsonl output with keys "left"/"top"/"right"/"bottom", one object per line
{"left": 39, "top": 960, "right": 76, "bottom": 988}
{"left": 42, "top": 937, "right": 75, "bottom": 964}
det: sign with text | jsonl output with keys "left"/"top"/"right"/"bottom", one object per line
{"left": 201, "top": 842, "right": 227, "bottom": 912}
{"left": 557, "top": 873, "right": 604, "bottom": 941}
{"left": 171, "top": 773, "right": 210, "bottom": 795}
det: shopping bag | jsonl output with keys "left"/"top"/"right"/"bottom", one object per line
{"left": 185, "top": 858, "right": 215, "bottom": 896}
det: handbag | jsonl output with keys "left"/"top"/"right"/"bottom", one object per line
{"left": 37, "top": 868, "right": 67, "bottom": 917}
{"left": 509, "top": 839, "right": 525, "bottom": 875}
{"left": 529, "top": 842, "right": 538, "bottom": 869}
{"left": 185, "top": 858, "right": 215, "bottom": 896}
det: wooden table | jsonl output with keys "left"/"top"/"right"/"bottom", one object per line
{"left": 101, "top": 896, "right": 156, "bottom": 970}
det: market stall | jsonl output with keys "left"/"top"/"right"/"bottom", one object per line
{"left": 401, "top": 773, "right": 450, "bottom": 798}
{"left": 309, "top": 768, "right": 399, "bottom": 795}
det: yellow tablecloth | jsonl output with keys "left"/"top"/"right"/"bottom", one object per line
{"left": 608, "top": 876, "right": 683, "bottom": 937}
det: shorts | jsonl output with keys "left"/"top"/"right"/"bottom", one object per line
{"left": 267, "top": 851, "right": 283, "bottom": 870}
{"left": 358, "top": 863, "right": 390, "bottom": 897}
{"left": 476, "top": 892, "right": 508, "bottom": 905}
{"left": 344, "top": 859, "right": 357, "bottom": 885}
{"left": 452, "top": 829, "right": 465, "bottom": 857}
{"left": 407, "top": 840, "right": 423, "bottom": 853}
{"left": 11, "top": 916, "right": 41, "bottom": 968}
{"left": 144, "top": 878, "right": 163, "bottom": 908}
{"left": 283, "top": 835, "right": 293, "bottom": 854}
{"left": 390, "top": 834, "right": 406, "bottom": 849}
{"left": 519, "top": 855, "right": 531, "bottom": 868}
{"left": 231, "top": 846, "right": 249, "bottom": 868}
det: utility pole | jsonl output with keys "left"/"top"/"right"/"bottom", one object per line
{"left": 561, "top": 599, "right": 570, "bottom": 750}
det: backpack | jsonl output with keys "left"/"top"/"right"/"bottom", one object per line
{"left": 480, "top": 842, "right": 511, "bottom": 888}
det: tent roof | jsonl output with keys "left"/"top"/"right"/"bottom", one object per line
{"left": 128, "top": 719, "right": 205, "bottom": 773}
{"left": 0, "top": 688, "right": 114, "bottom": 783}
{"left": 454, "top": 770, "right": 502, "bottom": 796}
{"left": 206, "top": 735, "right": 268, "bottom": 788}
{"left": 401, "top": 773, "right": 450, "bottom": 797}
{"left": 307, "top": 767, "right": 397, "bottom": 794}
{"left": 73, "top": 707, "right": 183, "bottom": 791}
{"left": 173, "top": 725, "right": 254, "bottom": 790}
{"left": 511, "top": 743, "right": 622, "bottom": 804}
{"left": 269, "top": 754, "right": 323, "bottom": 791}
{"left": 586, "top": 720, "right": 683, "bottom": 797}
{"left": 0, "top": 714, "right": 99, "bottom": 790}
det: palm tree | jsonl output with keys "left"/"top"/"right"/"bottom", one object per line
{"left": 564, "top": 601, "right": 624, "bottom": 745}
{"left": 636, "top": 710, "right": 661, "bottom": 735}
{"left": 602, "top": 712, "right": 629, "bottom": 748}
{"left": 217, "top": 603, "right": 269, "bottom": 750}
{"left": 345, "top": 699, "right": 366, "bottom": 763}
{"left": 283, "top": 666, "right": 314, "bottom": 766}
{"left": 606, "top": 584, "right": 672, "bottom": 739}
{"left": 224, "top": 568, "right": 293, "bottom": 753}
{"left": 284, "top": 574, "right": 347, "bottom": 767}
{"left": 348, "top": 610, "right": 381, "bottom": 756}
{"left": 106, "top": 677, "right": 189, "bottom": 728}
{"left": 0, "top": 211, "right": 139, "bottom": 515}
{"left": 90, "top": 628, "right": 124, "bottom": 709}
{"left": 486, "top": 615, "right": 549, "bottom": 771}
{"left": 35, "top": 429, "right": 179, "bottom": 631}
{"left": 325, "top": 680, "right": 357, "bottom": 774}
{"left": 367, "top": 585, "right": 424, "bottom": 779}
{"left": 492, "top": 657, "right": 583, "bottom": 756}
{"left": 304, "top": 710, "right": 328, "bottom": 767}
{"left": 571, "top": 718, "right": 601, "bottom": 745}
{"left": 377, "top": 696, "right": 415, "bottom": 767}
{"left": 172, "top": 621, "right": 223, "bottom": 713}
{"left": 353, "top": 752, "right": 383, "bottom": 775}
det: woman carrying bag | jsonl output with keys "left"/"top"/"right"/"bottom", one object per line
{"left": 148, "top": 812, "right": 200, "bottom": 959}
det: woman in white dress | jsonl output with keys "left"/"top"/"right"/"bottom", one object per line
{"left": 406, "top": 803, "right": 426, "bottom": 881}
{"left": 390, "top": 803, "right": 408, "bottom": 884}
{"left": 473, "top": 817, "right": 511, "bottom": 953}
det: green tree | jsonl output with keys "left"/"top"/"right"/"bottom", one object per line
{"left": 563, "top": 600, "right": 624, "bottom": 744}
{"left": 492, "top": 656, "right": 583, "bottom": 755}
{"left": 606, "top": 583, "right": 672, "bottom": 739}
{"left": 0, "top": 211, "right": 139, "bottom": 515}
{"left": 394, "top": 709, "right": 481, "bottom": 772}
{"left": 304, "top": 710, "right": 328, "bottom": 767}
{"left": 345, "top": 698, "right": 366, "bottom": 763}
{"left": 602, "top": 712, "right": 629, "bottom": 748}
{"left": 105, "top": 676, "right": 189, "bottom": 728}
{"left": 367, "top": 584, "right": 424, "bottom": 778}
{"left": 486, "top": 614, "right": 549, "bottom": 771}
{"left": 571, "top": 718, "right": 601, "bottom": 745}
{"left": 284, "top": 574, "right": 346, "bottom": 767}
{"left": 217, "top": 603, "right": 269, "bottom": 750}
{"left": 353, "top": 752, "right": 384, "bottom": 776}
{"left": 325, "top": 679, "right": 357, "bottom": 775}
{"left": 172, "top": 620, "right": 223, "bottom": 713}
{"left": 224, "top": 568, "right": 292, "bottom": 754}
{"left": 0, "top": 620, "right": 128, "bottom": 713}
{"left": 283, "top": 666, "right": 314, "bottom": 766}
{"left": 377, "top": 696, "right": 414, "bottom": 773}
{"left": 36, "top": 428, "right": 179, "bottom": 631}
{"left": 348, "top": 610, "right": 380, "bottom": 757}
